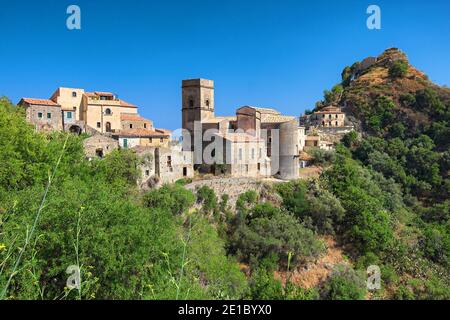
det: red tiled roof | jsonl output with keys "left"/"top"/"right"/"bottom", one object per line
{"left": 120, "top": 113, "right": 149, "bottom": 121}
{"left": 20, "top": 98, "right": 59, "bottom": 106}
{"left": 94, "top": 91, "right": 114, "bottom": 97}
{"left": 119, "top": 99, "right": 138, "bottom": 108}
{"left": 114, "top": 128, "right": 171, "bottom": 138}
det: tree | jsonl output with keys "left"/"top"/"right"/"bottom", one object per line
{"left": 196, "top": 185, "right": 218, "bottom": 215}
{"left": 389, "top": 60, "right": 408, "bottom": 78}
{"left": 342, "top": 131, "right": 358, "bottom": 148}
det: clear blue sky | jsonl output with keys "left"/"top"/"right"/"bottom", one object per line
{"left": 1, "top": 0, "right": 449, "bottom": 129}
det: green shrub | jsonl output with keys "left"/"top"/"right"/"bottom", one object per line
{"left": 322, "top": 265, "right": 367, "bottom": 300}
{"left": 143, "top": 184, "right": 195, "bottom": 215}
{"left": 389, "top": 60, "right": 408, "bottom": 78}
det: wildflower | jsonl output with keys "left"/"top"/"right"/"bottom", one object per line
{"left": 0, "top": 243, "right": 6, "bottom": 252}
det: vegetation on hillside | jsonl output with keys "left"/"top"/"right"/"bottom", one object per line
{"left": 0, "top": 48, "right": 449, "bottom": 300}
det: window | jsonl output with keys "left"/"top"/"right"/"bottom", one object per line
{"left": 67, "top": 112, "right": 72, "bottom": 119}
{"left": 205, "top": 99, "right": 210, "bottom": 107}
{"left": 144, "top": 123, "right": 147, "bottom": 129}
{"left": 38, "top": 112, "right": 43, "bottom": 118}
{"left": 47, "top": 113, "right": 51, "bottom": 119}
{"left": 189, "top": 99, "right": 194, "bottom": 108}
{"left": 149, "top": 138, "right": 153, "bottom": 143}
{"left": 130, "top": 124, "right": 133, "bottom": 129}
{"left": 123, "top": 138, "right": 128, "bottom": 148}
{"left": 251, "top": 148, "right": 255, "bottom": 159}
{"left": 239, "top": 148, "right": 242, "bottom": 160}
{"left": 160, "top": 138, "right": 163, "bottom": 143}
{"left": 145, "top": 170, "right": 150, "bottom": 176}
{"left": 72, "top": 91, "right": 77, "bottom": 97}
{"left": 336, "top": 121, "right": 338, "bottom": 126}
{"left": 97, "top": 122, "right": 101, "bottom": 128}
{"left": 105, "top": 108, "right": 111, "bottom": 115}
{"left": 106, "top": 122, "right": 112, "bottom": 132}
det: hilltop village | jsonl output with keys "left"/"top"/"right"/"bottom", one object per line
{"left": 18, "top": 79, "right": 353, "bottom": 187}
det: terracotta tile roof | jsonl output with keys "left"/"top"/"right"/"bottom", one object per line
{"left": 114, "top": 128, "right": 171, "bottom": 138}
{"left": 94, "top": 91, "right": 114, "bottom": 97}
{"left": 202, "top": 116, "right": 237, "bottom": 124}
{"left": 253, "top": 107, "right": 280, "bottom": 115}
{"left": 20, "top": 98, "right": 59, "bottom": 106}
{"left": 120, "top": 113, "right": 149, "bottom": 121}
{"left": 261, "top": 114, "right": 296, "bottom": 123}
{"left": 84, "top": 92, "right": 96, "bottom": 97}
{"left": 119, "top": 99, "right": 138, "bottom": 108}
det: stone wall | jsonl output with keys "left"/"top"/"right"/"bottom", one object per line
{"left": 83, "top": 134, "right": 119, "bottom": 159}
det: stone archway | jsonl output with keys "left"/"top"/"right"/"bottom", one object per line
{"left": 69, "top": 125, "right": 82, "bottom": 135}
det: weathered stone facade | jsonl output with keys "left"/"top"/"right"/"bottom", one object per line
{"left": 133, "top": 144, "right": 194, "bottom": 189}
{"left": 83, "top": 134, "right": 119, "bottom": 159}
{"left": 181, "top": 78, "right": 306, "bottom": 180}
{"left": 18, "top": 98, "right": 62, "bottom": 131}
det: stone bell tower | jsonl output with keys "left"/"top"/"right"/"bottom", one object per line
{"left": 181, "top": 78, "right": 215, "bottom": 151}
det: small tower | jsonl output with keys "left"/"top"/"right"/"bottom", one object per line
{"left": 182, "top": 79, "right": 215, "bottom": 151}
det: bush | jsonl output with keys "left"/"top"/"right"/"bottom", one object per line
{"left": 143, "top": 184, "right": 195, "bottom": 215}
{"left": 230, "top": 210, "right": 325, "bottom": 269}
{"left": 389, "top": 60, "right": 408, "bottom": 78}
{"left": 322, "top": 265, "right": 367, "bottom": 300}
{"left": 342, "top": 131, "right": 358, "bottom": 148}
{"left": 196, "top": 185, "right": 218, "bottom": 215}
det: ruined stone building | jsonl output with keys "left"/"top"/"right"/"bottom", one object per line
{"left": 181, "top": 78, "right": 307, "bottom": 180}
{"left": 133, "top": 143, "right": 194, "bottom": 189}
{"left": 83, "top": 134, "right": 119, "bottom": 159}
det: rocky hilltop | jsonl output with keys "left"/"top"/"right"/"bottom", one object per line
{"left": 318, "top": 48, "right": 450, "bottom": 149}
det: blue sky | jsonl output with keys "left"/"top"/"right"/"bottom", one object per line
{"left": 1, "top": 0, "right": 449, "bottom": 129}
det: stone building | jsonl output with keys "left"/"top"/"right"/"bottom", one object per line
{"left": 18, "top": 98, "right": 62, "bottom": 131}
{"left": 120, "top": 113, "right": 153, "bottom": 131}
{"left": 50, "top": 87, "right": 84, "bottom": 122}
{"left": 113, "top": 128, "right": 171, "bottom": 149}
{"left": 132, "top": 143, "right": 194, "bottom": 189}
{"left": 81, "top": 91, "right": 139, "bottom": 133}
{"left": 83, "top": 134, "right": 119, "bottom": 159}
{"left": 307, "top": 105, "right": 346, "bottom": 128}
{"left": 181, "top": 78, "right": 306, "bottom": 180}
